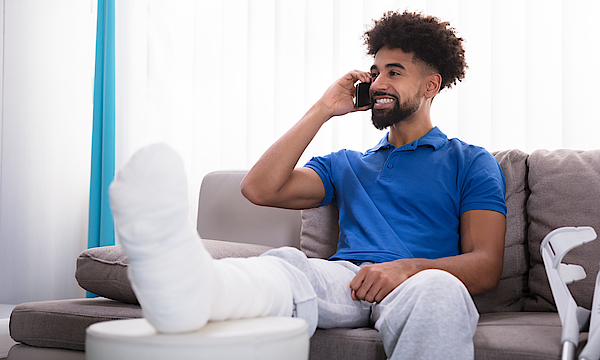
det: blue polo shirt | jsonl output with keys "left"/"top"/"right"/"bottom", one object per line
{"left": 304, "top": 127, "right": 506, "bottom": 263}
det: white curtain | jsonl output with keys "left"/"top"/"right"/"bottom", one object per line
{"left": 115, "top": 0, "right": 600, "bottom": 221}
{"left": 0, "top": 0, "right": 96, "bottom": 303}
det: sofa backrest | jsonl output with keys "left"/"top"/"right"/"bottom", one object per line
{"left": 523, "top": 149, "right": 600, "bottom": 312}
{"left": 197, "top": 170, "right": 302, "bottom": 248}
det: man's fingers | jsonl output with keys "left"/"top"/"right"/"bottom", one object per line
{"left": 351, "top": 261, "right": 415, "bottom": 303}
{"left": 355, "top": 70, "right": 372, "bottom": 84}
{"left": 350, "top": 265, "right": 381, "bottom": 302}
{"left": 350, "top": 264, "right": 401, "bottom": 303}
{"left": 349, "top": 268, "right": 370, "bottom": 301}
{"left": 365, "top": 287, "right": 383, "bottom": 303}
{"left": 354, "top": 283, "right": 372, "bottom": 302}
{"left": 373, "top": 284, "right": 394, "bottom": 303}
{"left": 349, "top": 266, "right": 366, "bottom": 291}
{"left": 344, "top": 70, "right": 372, "bottom": 85}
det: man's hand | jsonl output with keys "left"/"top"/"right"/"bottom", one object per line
{"left": 349, "top": 259, "right": 422, "bottom": 303}
{"left": 317, "top": 70, "right": 372, "bottom": 118}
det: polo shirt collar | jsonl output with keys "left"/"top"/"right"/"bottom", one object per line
{"left": 369, "top": 126, "right": 448, "bottom": 152}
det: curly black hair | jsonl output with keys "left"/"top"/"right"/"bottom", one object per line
{"left": 363, "top": 11, "right": 467, "bottom": 91}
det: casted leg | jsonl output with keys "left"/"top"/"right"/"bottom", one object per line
{"left": 372, "top": 269, "right": 479, "bottom": 360}
{"left": 109, "top": 144, "right": 293, "bottom": 333}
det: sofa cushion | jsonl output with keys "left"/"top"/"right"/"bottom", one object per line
{"left": 75, "top": 240, "right": 274, "bottom": 304}
{"left": 524, "top": 149, "right": 600, "bottom": 312}
{"left": 300, "top": 149, "right": 531, "bottom": 313}
{"left": 309, "top": 312, "right": 584, "bottom": 360}
{"left": 474, "top": 312, "right": 588, "bottom": 360}
{"left": 473, "top": 150, "right": 530, "bottom": 313}
{"left": 75, "top": 245, "right": 137, "bottom": 304}
{"left": 300, "top": 203, "right": 339, "bottom": 259}
{"left": 309, "top": 327, "right": 386, "bottom": 360}
{"left": 9, "top": 298, "right": 142, "bottom": 351}
{"left": 10, "top": 299, "right": 586, "bottom": 359}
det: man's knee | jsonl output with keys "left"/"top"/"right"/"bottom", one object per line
{"left": 374, "top": 269, "right": 479, "bottom": 357}
{"left": 408, "top": 269, "right": 467, "bottom": 296}
{"left": 389, "top": 269, "right": 478, "bottom": 333}
{"left": 382, "top": 269, "right": 474, "bottom": 314}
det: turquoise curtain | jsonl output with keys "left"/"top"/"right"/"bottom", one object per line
{"left": 88, "top": 0, "right": 116, "bottom": 251}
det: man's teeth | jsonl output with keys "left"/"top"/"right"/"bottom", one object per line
{"left": 376, "top": 98, "right": 394, "bottom": 104}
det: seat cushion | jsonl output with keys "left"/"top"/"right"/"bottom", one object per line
{"left": 9, "top": 298, "right": 588, "bottom": 359}
{"left": 9, "top": 298, "right": 142, "bottom": 351}
{"left": 474, "top": 312, "right": 589, "bottom": 360}
{"left": 309, "top": 327, "right": 386, "bottom": 360}
{"left": 309, "top": 312, "right": 587, "bottom": 360}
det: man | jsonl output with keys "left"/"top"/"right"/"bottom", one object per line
{"left": 110, "top": 11, "right": 507, "bottom": 360}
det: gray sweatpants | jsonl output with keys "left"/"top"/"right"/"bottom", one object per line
{"left": 260, "top": 247, "right": 479, "bottom": 360}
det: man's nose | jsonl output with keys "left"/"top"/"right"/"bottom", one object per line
{"left": 370, "top": 75, "right": 388, "bottom": 91}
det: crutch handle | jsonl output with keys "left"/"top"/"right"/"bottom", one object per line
{"left": 541, "top": 226, "right": 597, "bottom": 360}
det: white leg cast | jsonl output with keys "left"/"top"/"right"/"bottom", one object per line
{"left": 110, "top": 144, "right": 293, "bottom": 333}
{"left": 210, "top": 257, "right": 293, "bottom": 321}
{"left": 110, "top": 143, "right": 214, "bottom": 333}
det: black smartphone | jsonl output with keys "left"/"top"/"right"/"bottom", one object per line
{"left": 355, "top": 82, "right": 371, "bottom": 108}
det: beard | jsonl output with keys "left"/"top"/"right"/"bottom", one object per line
{"left": 371, "top": 91, "right": 422, "bottom": 130}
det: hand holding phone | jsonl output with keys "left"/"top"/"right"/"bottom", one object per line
{"left": 355, "top": 82, "right": 371, "bottom": 108}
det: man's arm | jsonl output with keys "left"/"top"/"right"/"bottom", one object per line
{"left": 349, "top": 209, "right": 506, "bottom": 303}
{"left": 241, "top": 70, "right": 371, "bottom": 210}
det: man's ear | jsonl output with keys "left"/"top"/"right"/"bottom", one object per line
{"left": 425, "top": 74, "right": 442, "bottom": 98}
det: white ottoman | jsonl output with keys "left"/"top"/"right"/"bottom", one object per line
{"left": 86, "top": 317, "right": 309, "bottom": 360}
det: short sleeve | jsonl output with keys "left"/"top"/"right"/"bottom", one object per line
{"left": 460, "top": 151, "right": 507, "bottom": 216}
{"left": 304, "top": 154, "right": 335, "bottom": 207}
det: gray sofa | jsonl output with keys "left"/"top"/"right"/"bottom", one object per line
{"left": 8, "top": 148, "right": 600, "bottom": 360}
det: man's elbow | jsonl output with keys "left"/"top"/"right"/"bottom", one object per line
{"left": 240, "top": 177, "right": 279, "bottom": 207}
{"left": 481, "top": 276, "right": 501, "bottom": 293}
{"left": 240, "top": 180, "right": 267, "bottom": 206}
{"left": 471, "top": 267, "right": 502, "bottom": 295}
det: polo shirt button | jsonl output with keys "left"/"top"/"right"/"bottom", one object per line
{"left": 387, "top": 164, "right": 393, "bottom": 168}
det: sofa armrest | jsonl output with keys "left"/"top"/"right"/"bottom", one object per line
{"left": 197, "top": 170, "right": 301, "bottom": 249}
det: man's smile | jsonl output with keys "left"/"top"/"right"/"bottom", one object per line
{"left": 372, "top": 94, "right": 397, "bottom": 110}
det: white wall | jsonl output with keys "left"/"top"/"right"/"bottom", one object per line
{"left": 0, "top": 0, "right": 97, "bottom": 304}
